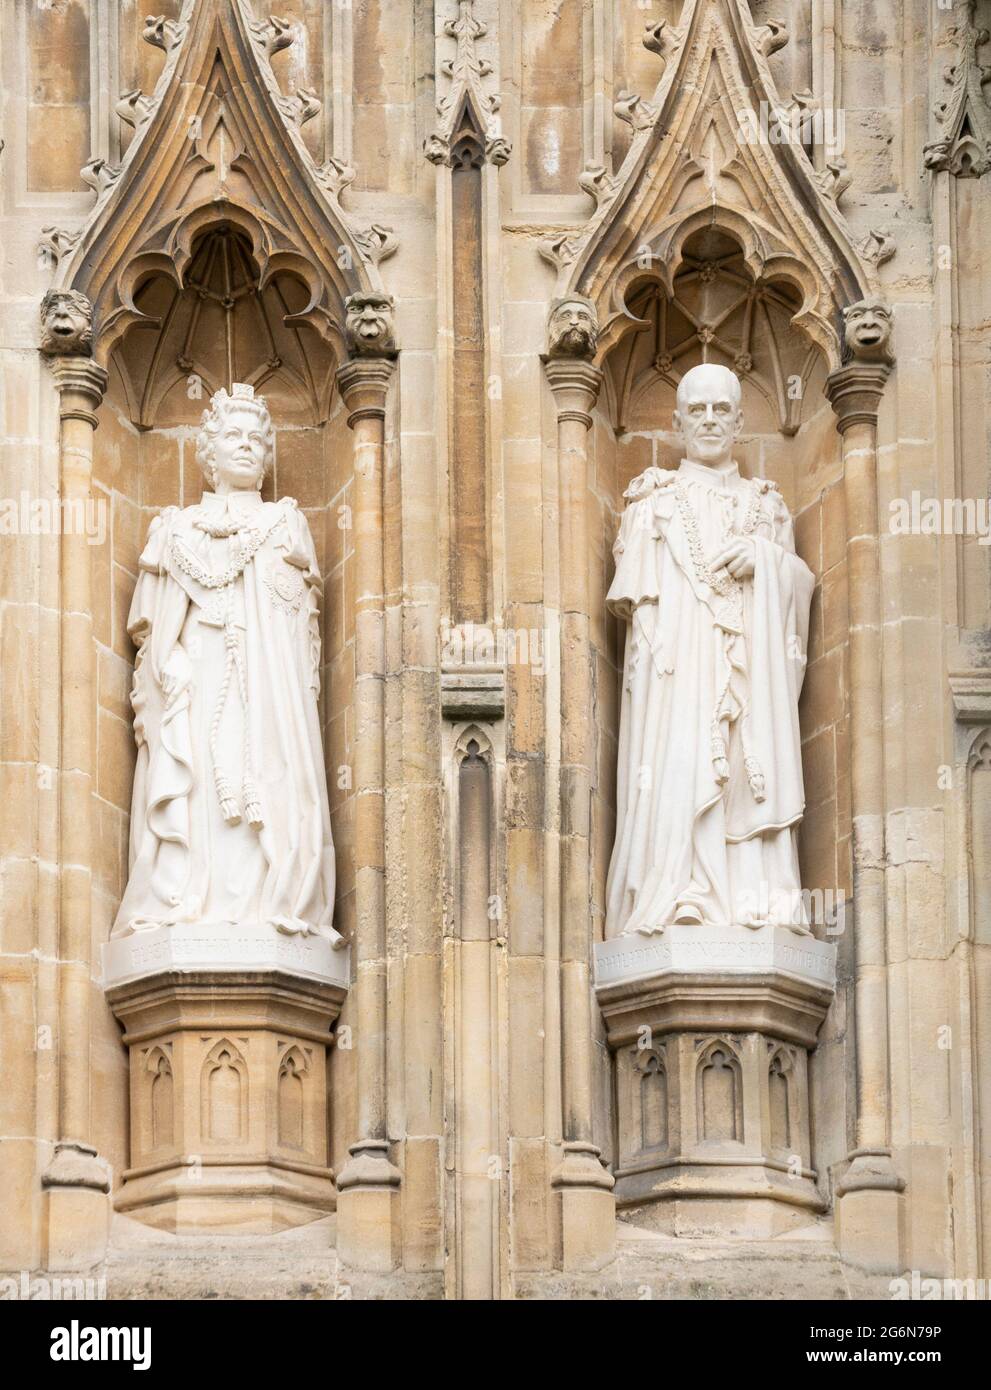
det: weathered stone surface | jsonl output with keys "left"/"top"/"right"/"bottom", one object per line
{"left": 2, "top": 0, "right": 987, "bottom": 1299}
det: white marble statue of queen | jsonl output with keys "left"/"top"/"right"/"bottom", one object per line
{"left": 605, "top": 363, "right": 815, "bottom": 938}
{"left": 112, "top": 383, "right": 335, "bottom": 938}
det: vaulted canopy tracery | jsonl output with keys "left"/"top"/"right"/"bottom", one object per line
{"left": 110, "top": 222, "right": 335, "bottom": 427}
{"left": 605, "top": 227, "right": 821, "bottom": 436}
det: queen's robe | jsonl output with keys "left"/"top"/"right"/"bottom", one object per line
{"left": 112, "top": 488, "right": 336, "bottom": 938}
{"left": 604, "top": 459, "right": 815, "bottom": 938}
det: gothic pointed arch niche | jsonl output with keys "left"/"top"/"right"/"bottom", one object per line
{"left": 36, "top": 1, "right": 400, "bottom": 1240}
{"left": 600, "top": 227, "right": 827, "bottom": 440}
{"left": 545, "top": 0, "right": 885, "bottom": 936}
{"left": 108, "top": 218, "right": 339, "bottom": 429}
{"left": 545, "top": 0, "right": 897, "bottom": 1242}
{"left": 42, "top": 0, "right": 393, "bottom": 952}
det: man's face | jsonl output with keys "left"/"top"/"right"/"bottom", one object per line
{"left": 350, "top": 296, "right": 391, "bottom": 346}
{"left": 49, "top": 297, "right": 79, "bottom": 339}
{"left": 554, "top": 301, "right": 595, "bottom": 352}
{"left": 673, "top": 374, "right": 742, "bottom": 467}
{"left": 41, "top": 291, "right": 92, "bottom": 354}
{"left": 844, "top": 302, "right": 891, "bottom": 354}
{"left": 212, "top": 407, "right": 269, "bottom": 492}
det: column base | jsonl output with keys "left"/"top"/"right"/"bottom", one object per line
{"left": 619, "top": 1162, "right": 824, "bottom": 1239}
{"left": 41, "top": 1142, "right": 112, "bottom": 1271}
{"left": 835, "top": 1149, "right": 904, "bottom": 1272}
{"left": 551, "top": 1142, "right": 616, "bottom": 1272}
{"left": 114, "top": 1161, "right": 336, "bottom": 1235}
{"left": 336, "top": 1141, "right": 402, "bottom": 1272}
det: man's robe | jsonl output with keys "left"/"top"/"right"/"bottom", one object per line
{"left": 604, "top": 459, "right": 815, "bottom": 938}
{"left": 112, "top": 488, "right": 336, "bottom": 938}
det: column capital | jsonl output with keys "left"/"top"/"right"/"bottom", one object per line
{"left": 46, "top": 356, "right": 109, "bottom": 424}
{"left": 543, "top": 357, "right": 603, "bottom": 428}
{"left": 336, "top": 355, "right": 395, "bottom": 427}
{"left": 825, "top": 361, "right": 890, "bottom": 434}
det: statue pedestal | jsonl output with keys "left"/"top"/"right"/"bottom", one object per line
{"left": 102, "top": 924, "right": 349, "bottom": 1234}
{"left": 594, "top": 925, "right": 836, "bottom": 1239}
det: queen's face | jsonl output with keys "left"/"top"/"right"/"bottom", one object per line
{"left": 212, "top": 407, "right": 270, "bottom": 492}
{"left": 673, "top": 370, "right": 742, "bottom": 467}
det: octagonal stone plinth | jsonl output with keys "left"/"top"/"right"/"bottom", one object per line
{"left": 102, "top": 924, "right": 349, "bottom": 1234}
{"left": 594, "top": 925, "right": 836, "bottom": 1238}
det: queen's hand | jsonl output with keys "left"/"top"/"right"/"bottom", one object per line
{"left": 160, "top": 648, "right": 193, "bottom": 707}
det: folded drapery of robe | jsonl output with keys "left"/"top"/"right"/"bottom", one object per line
{"left": 112, "top": 491, "right": 335, "bottom": 939}
{"left": 604, "top": 460, "right": 815, "bottom": 938}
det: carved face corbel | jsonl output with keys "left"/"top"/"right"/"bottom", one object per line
{"left": 841, "top": 298, "right": 894, "bottom": 366}
{"left": 39, "top": 289, "right": 95, "bottom": 357}
{"left": 546, "top": 296, "right": 599, "bottom": 360}
{"left": 344, "top": 292, "right": 397, "bottom": 359}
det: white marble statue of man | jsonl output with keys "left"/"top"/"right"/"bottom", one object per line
{"left": 112, "top": 383, "right": 335, "bottom": 938}
{"left": 604, "top": 364, "right": 815, "bottom": 938}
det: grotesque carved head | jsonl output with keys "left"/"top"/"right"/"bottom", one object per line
{"left": 842, "top": 298, "right": 894, "bottom": 365}
{"left": 547, "top": 296, "right": 598, "bottom": 360}
{"left": 195, "top": 384, "right": 275, "bottom": 492}
{"left": 40, "top": 290, "right": 94, "bottom": 356}
{"left": 345, "top": 293, "right": 397, "bottom": 358}
{"left": 673, "top": 363, "right": 744, "bottom": 469}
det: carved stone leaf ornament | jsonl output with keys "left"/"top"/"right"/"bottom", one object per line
{"left": 425, "top": 0, "right": 511, "bottom": 166}
{"left": 538, "top": 231, "right": 581, "bottom": 274}
{"left": 38, "top": 226, "right": 82, "bottom": 270}
{"left": 643, "top": 18, "right": 682, "bottom": 66}
{"left": 857, "top": 227, "right": 897, "bottom": 268}
{"left": 143, "top": 14, "right": 187, "bottom": 53}
{"left": 578, "top": 162, "right": 619, "bottom": 210}
{"left": 248, "top": 14, "right": 295, "bottom": 58}
{"left": 115, "top": 89, "right": 155, "bottom": 131}
{"left": 614, "top": 91, "right": 660, "bottom": 132}
{"left": 924, "top": 0, "right": 991, "bottom": 177}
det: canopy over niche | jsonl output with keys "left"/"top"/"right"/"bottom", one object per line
{"left": 545, "top": 0, "right": 881, "bottom": 382}
{"left": 109, "top": 223, "right": 335, "bottom": 428}
{"left": 604, "top": 227, "right": 827, "bottom": 437}
{"left": 43, "top": 0, "right": 390, "bottom": 428}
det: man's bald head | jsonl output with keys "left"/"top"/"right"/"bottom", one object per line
{"left": 673, "top": 363, "right": 744, "bottom": 469}
{"left": 675, "top": 363, "right": 742, "bottom": 413}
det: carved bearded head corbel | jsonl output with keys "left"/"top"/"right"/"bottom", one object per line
{"left": 546, "top": 296, "right": 599, "bottom": 360}
{"left": 40, "top": 289, "right": 95, "bottom": 356}
{"left": 344, "top": 292, "right": 397, "bottom": 359}
{"left": 842, "top": 298, "right": 894, "bottom": 366}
